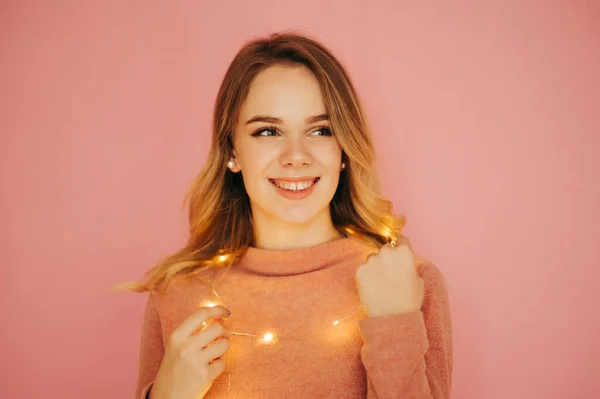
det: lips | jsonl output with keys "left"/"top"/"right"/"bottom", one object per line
{"left": 268, "top": 177, "right": 320, "bottom": 192}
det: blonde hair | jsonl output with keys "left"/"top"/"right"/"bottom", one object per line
{"left": 126, "top": 32, "right": 405, "bottom": 294}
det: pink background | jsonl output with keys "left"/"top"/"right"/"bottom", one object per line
{"left": 1, "top": 1, "right": 599, "bottom": 398}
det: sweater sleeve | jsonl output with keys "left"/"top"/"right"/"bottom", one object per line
{"left": 135, "top": 293, "right": 165, "bottom": 399}
{"left": 358, "top": 263, "right": 453, "bottom": 398}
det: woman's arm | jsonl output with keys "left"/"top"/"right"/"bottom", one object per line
{"left": 136, "top": 294, "right": 165, "bottom": 399}
{"left": 358, "top": 263, "right": 453, "bottom": 398}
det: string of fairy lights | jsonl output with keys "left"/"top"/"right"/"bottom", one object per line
{"left": 200, "top": 296, "right": 365, "bottom": 392}
{"left": 198, "top": 234, "right": 397, "bottom": 391}
{"left": 200, "top": 299, "right": 364, "bottom": 343}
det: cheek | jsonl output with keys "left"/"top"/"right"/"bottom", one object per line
{"left": 316, "top": 144, "right": 343, "bottom": 171}
{"left": 240, "top": 159, "right": 268, "bottom": 182}
{"left": 237, "top": 145, "right": 277, "bottom": 183}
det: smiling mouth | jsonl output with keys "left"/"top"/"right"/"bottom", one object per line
{"left": 268, "top": 177, "right": 320, "bottom": 192}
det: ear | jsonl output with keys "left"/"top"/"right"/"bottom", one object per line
{"left": 227, "top": 154, "right": 241, "bottom": 173}
{"left": 340, "top": 152, "right": 347, "bottom": 171}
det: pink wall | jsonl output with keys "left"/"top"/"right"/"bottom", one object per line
{"left": 1, "top": 1, "right": 598, "bottom": 398}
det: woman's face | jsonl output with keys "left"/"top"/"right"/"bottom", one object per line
{"left": 231, "top": 64, "right": 343, "bottom": 230}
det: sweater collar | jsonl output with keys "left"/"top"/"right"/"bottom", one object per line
{"left": 234, "top": 237, "right": 372, "bottom": 276}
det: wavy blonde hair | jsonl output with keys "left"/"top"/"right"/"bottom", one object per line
{"left": 126, "top": 32, "right": 405, "bottom": 294}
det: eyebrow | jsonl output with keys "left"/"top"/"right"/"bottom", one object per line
{"left": 245, "top": 114, "right": 329, "bottom": 125}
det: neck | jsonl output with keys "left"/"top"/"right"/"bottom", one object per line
{"left": 252, "top": 211, "right": 343, "bottom": 251}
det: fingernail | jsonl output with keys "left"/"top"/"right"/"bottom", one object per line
{"left": 226, "top": 308, "right": 232, "bottom": 317}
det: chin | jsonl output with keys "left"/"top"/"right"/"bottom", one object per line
{"left": 270, "top": 205, "right": 326, "bottom": 225}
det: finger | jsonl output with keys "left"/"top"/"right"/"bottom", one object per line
{"left": 207, "top": 358, "right": 227, "bottom": 380}
{"left": 368, "top": 243, "right": 394, "bottom": 261}
{"left": 172, "top": 306, "right": 230, "bottom": 341}
{"left": 201, "top": 338, "right": 229, "bottom": 362}
{"left": 394, "top": 235, "right": 412, "bottom": 249}
{"left": 193, "top": 321, "right": 227, "bottom": 349}
{"left": 364, "top": 251, "right": 378, "bottom": 263}
{"left": 378, "top": 243, "right": 394, "bottom": 252}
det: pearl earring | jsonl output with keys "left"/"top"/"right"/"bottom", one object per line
{"left": 227, "top": 160, "right": 235, "bottom": 169}
{"left": 341, "top": 162, "right": 346, "bottom": 169}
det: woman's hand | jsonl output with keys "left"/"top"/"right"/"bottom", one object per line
{"left": 150, "top": 306, "right": 230, "bottom": 399}
{"left": 356, "top": 237, "right": 424, "bottom": 317}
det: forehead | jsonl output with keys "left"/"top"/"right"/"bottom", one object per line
{"left": 239, "top": 64, "right": 326, "bottom": 122}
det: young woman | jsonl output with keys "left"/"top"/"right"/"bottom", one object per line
{"left": 132, "top": 32, "right": 452, "bottom": 399}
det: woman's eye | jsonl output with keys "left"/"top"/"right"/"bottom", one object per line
{"left": 252, "top": 127, "right": 279, "bottom": 137}
{"left": 310, "top": 127, "right": 333, "bottom": 136}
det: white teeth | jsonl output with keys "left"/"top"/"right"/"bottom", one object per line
{"left": 273, "top": 180, "right": 314, "bottom": 191}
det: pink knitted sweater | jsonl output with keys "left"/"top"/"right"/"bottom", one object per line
{"left": 136, "top": 237, "right": 453, "bottom": 398}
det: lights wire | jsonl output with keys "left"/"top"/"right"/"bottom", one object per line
{"left": 201, "top": 233, "right": 397, "bottom": 392}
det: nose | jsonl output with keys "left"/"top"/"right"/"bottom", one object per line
{"left": 279, "top": 136, "right": 312, "bottom": 167}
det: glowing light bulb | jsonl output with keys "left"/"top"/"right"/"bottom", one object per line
{"left": 262, "top": 332, "right": 274, "bottom": 342}
{"left": 217, "top": 255, "right": 229, "bottom": 263}
{"left": 202, "top": 300, "right": 218, "bottom": 308}
{"left": 382, "top": 227, "right": 395, "bottom": 240}
{"left": 260, "top": 331, "right": 276, "bottom": 344}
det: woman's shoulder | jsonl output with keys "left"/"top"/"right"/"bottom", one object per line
{"left": 148, "top": 273, "right": 215, "bottom": 310}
